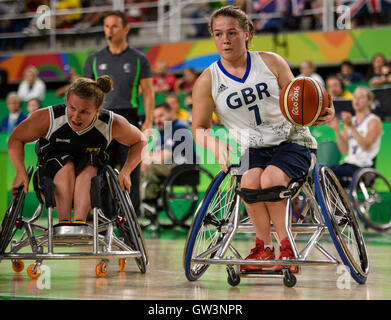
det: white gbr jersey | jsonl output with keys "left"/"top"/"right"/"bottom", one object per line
{"left": 344, "top": 113, "right": 381, "bottom": 167}
{"left": 210, "top": 51, "right": 317, "bottom": 152}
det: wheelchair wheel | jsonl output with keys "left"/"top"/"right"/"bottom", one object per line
{"left": 313, "top": 164, "right": 369, "bottom": 284}
{"left": 350, "top": 168, "right": 391, "bottom": 232}
{"left": 104, "top": 165, "right": 148, "bottom": 273}
{"left": 183, "top": 169, "right": 238, "bottom": 281}
{"left": 163, "top": 165, "right": 213, "bottom": 226}
{"left": 0, "top": 166, "right": 34, "bottom": 255}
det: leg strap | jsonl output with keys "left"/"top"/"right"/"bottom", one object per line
{"left": 237, "top": 185, "right": 292, "bottom": 204}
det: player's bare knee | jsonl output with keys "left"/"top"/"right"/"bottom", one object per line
{"left": 241, "top": 168, "right": 262, "bottom": 189}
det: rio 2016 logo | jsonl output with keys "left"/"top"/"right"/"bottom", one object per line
{"left": 290, "top": 86, "right": 301, "bottom": 116}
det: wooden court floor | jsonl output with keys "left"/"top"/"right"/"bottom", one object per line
{"left": 1, "top": 231, "right": 391, "bottom": 300}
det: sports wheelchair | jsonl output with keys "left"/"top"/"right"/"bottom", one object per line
{"left": 317, "top": 140, "right": 391, "bottom": 232}
{"left": 183, "top": 156, "right": 369, "bottom": 288}
{"left": 0, "top": 157, "right": 148, "bottom": 279}
{"left": 140, "top": 164, "right": 213, "bottom": 229}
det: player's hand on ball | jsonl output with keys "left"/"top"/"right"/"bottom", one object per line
{"left": 312, "top": 94, "right": 335, "bottom": 127}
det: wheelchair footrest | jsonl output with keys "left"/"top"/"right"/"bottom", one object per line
{"left": 53, "top": 225, "right": 93, "bottom": 239}
{"left": 240, "top": 270, "right": 283, "bottom": 276}
{"left": 240, "top": 267, "right": 300, "bottom": 277}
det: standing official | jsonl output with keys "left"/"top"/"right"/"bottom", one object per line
{"left": 84, "top": 10, "right": 155, "bottom": 215}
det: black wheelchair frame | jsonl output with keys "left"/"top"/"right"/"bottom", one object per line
{"left": 0, "top": 159, "right": 148, "bottom": 278}
{"left": 140, "top": 164, "right": 213, "bottom": 229}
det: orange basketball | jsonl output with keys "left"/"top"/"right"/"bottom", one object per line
{"left": 279, "top": 77, "right": 330, "bottom": 126}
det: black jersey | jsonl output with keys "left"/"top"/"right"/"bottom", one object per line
{"left": 37, "top": 104, "right": 114, "bottom": 161}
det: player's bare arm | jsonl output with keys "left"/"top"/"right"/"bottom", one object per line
{"left": 8, "top": 109, "right": 50, "bottom": 194}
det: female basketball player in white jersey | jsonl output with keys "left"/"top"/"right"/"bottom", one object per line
{"left": 192, "top": 6, "right": 334, "bottom": 271}
{"left": 8, "top": 75, "right": 147, "bottom": 226}
{"left": 328, "top": 86, "right": 382, "bottom": 181}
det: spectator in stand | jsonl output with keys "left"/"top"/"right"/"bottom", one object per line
{"left": 326, "top": 74, "right": 353, "bottom": 99}
{"left": 0, "top": 67, "right": 8, "bottom": 99}
{"left": 17, "top": 65, "right": 46, "bottom": 102}
{"left": 298, "top": 60, "right": 325, "bottom": 86}
{"left": 152, "top": 60, "right": 177, "bottom": 94}
{"left": 125, "top": 0, "right": 143, "bottom": 26}
{"left": 340, "top": 60, "right": 365, "bottom": 85}
{"left": 379, "top": 63, "right": 391, "bottom": 84}
{"left": 1, "top": 92, "right": 27, "bottom": 133}
{"left": 310, "top": 0, "right": 324, "bottom": 30}
{"left": 56, "top": 67, "right": 80, "bottom": 97}
{"left": 165, "top": 93, "right": 188, "bottom": 122}
{"left": 367, "top": 53, "right": 387, "bottom": 85}
{"left": 26, "top": 98, "right": 41, "bottom": 116}
{"left": 0, "top": 0, "right": 32, "bottom": 50}
{"left": 338, "top": 0, "right": 385, "bottom": 27}
{"left": 54, "top": 0, "right": 83, "bottom": 28}
{"left": 369, "top": 63, "right": 391, "bottom": 86}
{"left": 368, "top": 56, "right": 391, "bottom": 86}
{"left": 73, "top": 0, "right": 112, "bottom": 31}
{"left": 174, "top": 67, "right": 198, "bottom": 94}
{"left": 252, "top": 0, "right": 287, "bottom": 32}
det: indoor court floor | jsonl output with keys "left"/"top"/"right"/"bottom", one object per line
{"left": 0, "top": 227, "right": 391, "bottom": 300}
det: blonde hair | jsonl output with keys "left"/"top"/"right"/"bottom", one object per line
{"left": 355, "top": 86, "right": 374, "bottom": 102}
{"left": 66, "top": 75, "right": 113, "bottom": 108}
{"left": 209, "top": 5, "right": 255, "bottom": 49}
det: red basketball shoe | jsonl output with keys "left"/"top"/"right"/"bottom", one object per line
{"left": 240, "top": 238, "right": 275, "bottom": 272}
{"left": 275, "top": 237, "right": 298, "bottom": 273}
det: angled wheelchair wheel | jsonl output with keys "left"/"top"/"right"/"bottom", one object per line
{"left": 0, "top": 166, "right": 34, "bottom": 255}
{"left": 163, "top": 165, "right": 213, "bottom": 226}
{"left": 103, "top": 165, "right": 148, "bottom": 273}
{"left": 350, "top": 168, "right": 391, "bottom": 232}
{"left": 313, "top": 164, "right": 369, "bottom": 284}
{"left": 183, "top": 169, "right": 238, "bottom": 281}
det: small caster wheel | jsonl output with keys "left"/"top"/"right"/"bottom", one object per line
{"left": 27, "top": 263, "right": 41, "bottom": 279}
{"left": 12, "top": 259, "right": 24, "bottom": 273}
{"left": 96, "top": 262, "right": 108, "bottom": 278}
{"left": 283, "top": 269, "right": 297, "bottom": 288}
{"left": 227, "top": 266, "right": 240, "bottom": 287}
{"left": 119, "top": 258, "right": 126, "bottom": 271}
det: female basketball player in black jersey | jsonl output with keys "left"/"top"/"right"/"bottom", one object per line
{"left": 8, "top": 75, "right": 147, "bottom": 225}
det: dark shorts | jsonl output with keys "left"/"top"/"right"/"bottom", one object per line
{"left": 330, "top": 163, "right": 360, "bottom": 180}
{"left": 238, "top": 142, "right": 312, "bottom": 179}
{"left": 37, "top": 153, "right": 96, "bottom": 181}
